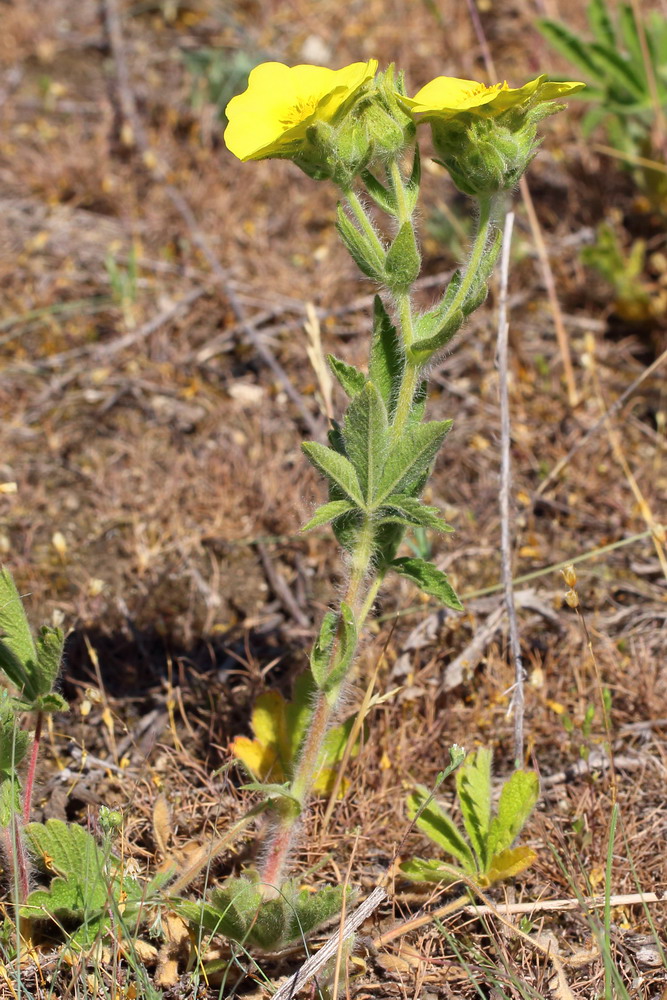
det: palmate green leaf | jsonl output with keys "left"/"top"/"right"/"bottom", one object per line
{"left": 390, "top": 557, "right": 463, "bottom": 610}
{"left": 385, "top": 221, "right": 421, "bottom": 291}
{"left": 327, "top": 355, "right": 366, "bottom": 398}
{"left": 537, "top": 20, "right": 606, "bottom": 82}
{"left": 407, "top": 786, "right": 476, "bottom": 874}
{"left": 618, "top": 5, "right": 644, "bottom": 69}
{"left": 587, "top": 0, "right": 616, "bottom": 47}
{"left": 487, "top": 769, "right": 540, "bottom": 858}
{"left": 375, "top": 420, "right": 452, "bottom": 504}
{"left": 24, "top": 819, "right": 115, "bottom": 883}
{"left": 302, "top": 442, "right": 365, "bottom": 508}
{"left": 21, "top": 872, "right": 110, "bottom": 923}
{"left": 343, "top": 381, "right": 389, "bottom": 503}
{"left": 335, "top": 204, "right": 386, "bottom": 282}
{"left": 456, "top": 748, "right": 492, "bottom": 870}
{"left": 379, "top": 495, "right": 453, "bottom": 533}
{"left": 301, "top": 500, "right": 355, "bottom": 533}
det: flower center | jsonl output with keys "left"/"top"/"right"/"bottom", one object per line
{"left": 280, "top": 94, "right": 323, "bottom": 128}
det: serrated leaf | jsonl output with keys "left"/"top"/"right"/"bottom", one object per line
{"left": 399, "top": 857, "right": 465, "bottom": 885}
{"left": 21, "top": 872, "right": 110, "bottom": 923}
{"left": 33, "top": 692, "right": 69, "bottom": 713}
{"left": 486, "top": 845, "right": 537, "bottom": 885}
{"left": 379, "top": 495, "right": 453, "bottom": 532}
{"left": 343, "top": 381, "right": 389, "bottom": 503}
{"left": 375, "top": 420, "right": 452, "bottom": 504}
{"left": 456, "top": 748, "right": 492, "bottom": 870}
{"left": 336, "top": 204, "right": 385, "bottom": 281}
{"left": 35, "top": 626, "right": 64, "bottom": 695}
{"left": 385, "top": 221, "right": 421, "bottom": 291}
{"left": 0, "top": 568, "right": 37, "bottom": 680}
{"left": 327, "top": 355, "right": 366, "bottom": 398}
{"left": 487, "top": 769, "right": 539, "bottom": 858}
{"left": 302, "top": 442, "right": 365, "bottom": 507}
{"left": 309, "top": 611, "right": 338, "bottom": 690}
{"left": 368, "top": 295, "right": 403, "bottom": 415}
{"left": 407, "top": 786, "right": 476, "bottom": 873}
{"left": 286, "top": 885, "right": 353, "bottom": 944}
{"left": 301, "top": 500, "right": 355, "bottom": 533}
{"left": 25, "top": 819, "right": 116, "bottom": 883}
{"left": 537, "top": 20, "right": 606, "bottom": 81}
{"left": 360, "top": 170, "right": 397, "bottom": 215}
{"left": 390, "top": 557, "right": 462, "bottom": 610}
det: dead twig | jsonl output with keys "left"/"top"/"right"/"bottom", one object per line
{"left": 495, "top": 211, "right": 525, "bottom": 766}
{"left": 255, "top": 543, "right": 310, "bottom": 629}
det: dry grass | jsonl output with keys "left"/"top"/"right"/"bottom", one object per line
{"left": 0, "top": 0, "right": 666, "bottom": 996}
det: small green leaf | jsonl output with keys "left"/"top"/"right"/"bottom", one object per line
{"left": 323, "top": 601, "right": 357, "bottom": 697}
{"left": 301, "top": 500, "right": 355, "bottom": 533}
{"left": 390, "top": 557, "right": 462, "bottom": 610}
{"left": 343, "top": 381, "right": 389, "bottom": 503}
{"left": 399, "top": 857, "right": 465, "bottom": 884}
{"left": 456, "top": 748, "right": 493, "bottom": 870}
{"left": 407, "top": 786, "right": 476, "bottom": 873}
{"left": 25, "top": 819, "right": 115, "bottom": 883}
{"left": 404, "top": 144, "right": 421, "bottom": 214}
{"left": 368, "top": 295, "right": 404, "bottom": 416}
{"left": 240, "top": 781, "right": 301, "bottom": 805}
{"left": 409, "top": 309, "right": 464, "bottom": 360}
{"left": 309, "top": 611, "right": 338, "bottom": 690}
{"left": 285, "top": 884, "right": 353, "bottom": 944}
{"left": 487, "top": 769, "right": 539, "bottom": 858}
{"left": 35, "top": 626, "right": 65, "bottom": 696}
{"left": 327, "top": 355, "right": 366, "bottom": 398}
{"left": 360, "top": 170, "right": 397, "bottom": 215}
{"left": 375, "top": 420, "right": 452, "bottom": 504}
{"left": 379, "top": 495, "right": 453, "bottom": 532}
{"left": 302, "top": 442, "right": 365, "bottom": 507}
{"left": 385, "top": 221, "right": 421, "bottom": 291}
{"left": 336, "top": 204, "right": 385, "bottom": 281}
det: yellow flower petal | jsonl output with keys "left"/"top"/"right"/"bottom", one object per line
{"left": 224, "top": 59, "right": 378, "bottom": 161}
{"left": 403, "top": 73, "right": 585, "bottom": 119}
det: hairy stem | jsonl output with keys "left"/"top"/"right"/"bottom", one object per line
{"left": 23, "top": 711, "right": 42, "bottom": 824}
{"left": 448, "top": 195, "right": 493, "bottom": 313}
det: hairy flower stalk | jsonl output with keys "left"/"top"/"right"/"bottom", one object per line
{"left": 224, "top": 61, "right": 583, "bottom": 908}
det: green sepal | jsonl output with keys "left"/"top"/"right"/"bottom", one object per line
{"left": 407, "top": 785, "right": 476, "bottom": 874}
{"left": 375, "top": 420, "right": 452, "bottom": 504}
{"left": 310, "top": 611, "right": 338, "bottom": 690}
{"left": 408, "top": 309, "right": 464, "bottom": 361}
{"left": 456, "top": 748, "right": 492, "bottom": 870}
{"left": 301, "top": 500, "right": 355, "bottom": 533}
{"left": 390, "top": 557, "right": 462, "bottom": 610}
{"left": 378, "top": 495, "right": 453, "bottom": 533}
{"left": 360, "top": 169, "right": 397, "bottom": 215}
{"left": 368, "top": 296, "right": 404, "bottom": 416}
{"left": 336, "top": 204, "right": 386, "bottom": 282}
{"left": 302, "top": 442, "right": 365, "bottom": 508}
{"left": 342, "top": 381, "right": 389, "bottom": 503}
{"left": 327, "top": 355, "right": 366, "bottom": 398}
{"left": 385, "top": 221, "right": 421, "bottom": 292}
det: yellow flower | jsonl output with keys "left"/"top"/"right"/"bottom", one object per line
{"left": 402, "top": 73, "right": 584, "bottom": 119}
{"left": 224, "top": 60, "right": 378, "bottom": 161}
